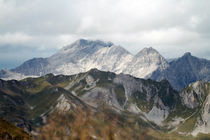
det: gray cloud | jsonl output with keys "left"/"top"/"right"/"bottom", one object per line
{"left": 0, "top": 0, "right": 210, "bottom": 69}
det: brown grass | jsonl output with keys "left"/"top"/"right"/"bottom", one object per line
{"left": 0, "top": 118, "right": 31, "bottom": 140}
{"left": 35, "top": 107, "right": 151, "bottom": 140}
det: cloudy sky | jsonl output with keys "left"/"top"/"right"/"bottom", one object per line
{"left": 0, "top": 0, "right": 210, "bottom": 69}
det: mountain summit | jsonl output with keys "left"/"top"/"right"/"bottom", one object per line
{"left": 183, "top": 52, "right": 192, "bottom": 57}
{"left": 136, "top": 47, "right": 159, "bottom": 56}
{"left": 122, "top": 47, "right": 169, "bottom": 78}
{"left": 60, "top": 39, "right": 113, "bottom": 53}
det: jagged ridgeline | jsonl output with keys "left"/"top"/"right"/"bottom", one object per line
{"left": 0, "top": 69, "right": 210, "bottom": 140}
{"left": 1, "top": 39, "right": 210, "bottom": 91}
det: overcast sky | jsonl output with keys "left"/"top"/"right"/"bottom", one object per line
{"left": 0, "top": 0, "right": 210, "bottom": 69}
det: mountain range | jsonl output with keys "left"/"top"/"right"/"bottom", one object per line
{"left": 1, "top": 39, "right": 209, "bottom": 90}
{"left": 0, "top": 69, "right": 210, "bottom": 139}
{"left": 1, "top": 38, "right": 210, "bottom": 139}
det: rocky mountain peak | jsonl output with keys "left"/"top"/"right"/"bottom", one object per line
{"left": 76, "top": 39, "right": 113, "bottom": 47}
{"left": 61, "top": 39, "right": 114, "bottom": 52}
{"left": 183, "top": 52, "right": 192, "bottom": 58}
{"left": 136, "top": 47, "right": 159, "bottom": 56}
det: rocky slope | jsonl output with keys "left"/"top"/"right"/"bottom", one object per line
{"left": 0, "top": 75, "right": 89, "bottom": 132}
{"left": 179, "top": 81, "right": 210, "bottom": 136}
{"left": 123, "top": 47, "right": 169, "bottom": 78}
{"left": 0, "top": 118, "right": 30, "bottom": 140}
{"left": 0, "top": 69, "right": 210, "bottom": 139}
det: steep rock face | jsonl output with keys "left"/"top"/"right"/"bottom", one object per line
{"left": 151, "top": 53, "right": 210, "bottom": 90}
{"left": 62, "top": 69, "right": 178, "bottom": 126}
{"left": 178, "top": 81, "right": 210, "bottom": 136}
{"left": 81, "top": 46, "right": 133, "bottom": 73}
{"left": 113, "top": 74, "right": 177, "bottom": 110}
{"left": 113, "top": 74, "right": 177, "bottom": 125}
{"left": 179, "top": 81, "right": 207, "bottom": 109}
{"left": 192, "top": 94, "right": 210, "bottom": 136}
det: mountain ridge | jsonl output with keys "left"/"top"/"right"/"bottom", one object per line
{"left": 1, "top": 39, "right": 210, "bottom": 91}
{"left": 3, "top": 39, "right": 167, "bottom": 79}
{"left": 0, "top": 69, "right": 210, "bottom": 139}
{"left": 150, "top": 51, "right": 210, "bottom": 90}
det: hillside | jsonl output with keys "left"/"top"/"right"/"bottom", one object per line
{"left": 0, "top": 118, "right": 30, "bottom": 140}
{"left": 0, "top": 69, "right": 210, "bottom": 139}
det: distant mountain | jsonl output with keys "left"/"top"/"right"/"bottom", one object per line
{"left": 11, "top": 58, "right": 48, "bottom": 76}
{"left": 1, "top": 39, "right": 210, "bottom": 91}
{"left": 1, "top": 69, "right": 210, "bottom": 139}
{"left": 151, "top": 52, "right": 210, "bottom": 90}
{"left": 2, "top": 39, "right": 168, "bottom": 79}
{"left": 123, "top": 47, "right": 168, "bottom": 78}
